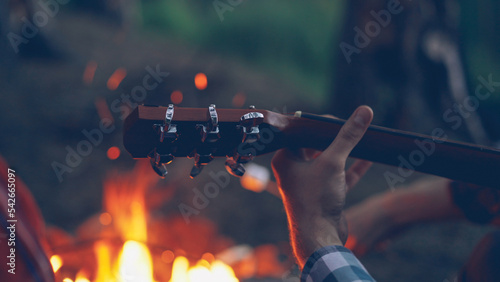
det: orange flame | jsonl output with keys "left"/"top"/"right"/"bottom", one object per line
{"left": 103, "top": 161, "right": 157, "bottom": 243}
{"left": 50, "top": 255, "right": 62, "bottom": 273}
{"left": 75, "top": 270, "right": 90, "bottom": 282}
{"left": 170, "top": 256, "right": 239, "bottom": 282}
{"left": 94, "top": 241, "right": 113, "bottom": 282}
{"left": 107, "top": 68, "right": 127, "bottom": 91}
{"left": 52, "top": 161, "right": 242, "bottom": 281}
{"left": 117, "top": 240, "right": 154, "bottom": 282}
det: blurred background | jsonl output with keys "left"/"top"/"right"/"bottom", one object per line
{"left": 0, "top": 0, "right": 499, "bottom": 281}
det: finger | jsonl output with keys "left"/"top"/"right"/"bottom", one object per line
{"left": 318, "top": 106, "right": 373, "bottom": 169}
{"left": 271, "top": 148, "right": 300, "bottom": 175}
{"left": 345, "top": 160, "right": 373, "bottom": 191}
{"left": 271, "top": 149, "right": 290, "bottom": 174}
{"left": 283, "top": 148, "right": 321, "bottom": 162}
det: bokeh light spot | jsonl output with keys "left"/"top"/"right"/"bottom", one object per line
{"left": 107, "top": 146, "right": 121, "bottom": 160}
{"left": 171, "top": 90, "right": 183, "bottom": 105}
{"left": 107, "top": 68, "right": 127, "bottom": 91}
{"left": 195, "top": 73, "right": 208, "bottom": 90}
{"left": 99, "top": 212, "right": 112, "bottom": 226}
{"left": 201, "top": 252, "right": 215, "bottom": 263}
{"left": 83, "top": 61, "right": 98, "bottom": 85}
{"left": 161, "top": 250, "right": 175, "bottom": 264}
{"left": 232, "top": 92, "right": 246, "bottom": 108}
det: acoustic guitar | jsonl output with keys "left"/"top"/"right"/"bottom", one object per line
{"left": 123, "top": 104, "right": 500, "bottom": 188}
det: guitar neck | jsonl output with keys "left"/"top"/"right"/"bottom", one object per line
{"left": 122, "top": 105, "right": 499, "bottom": 187}
{"left": 286, "top": 113, "right": 499, "bottom": 188}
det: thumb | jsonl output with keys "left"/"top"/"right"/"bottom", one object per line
{"left": 271, "top": 148, "right": 297, "bottom": 176}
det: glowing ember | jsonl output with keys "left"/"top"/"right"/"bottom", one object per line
{"left": 171, "top": 90, "right": 183, "bottom": 104}
{"left": 107, "top": 68, "right": 127, "bottom": 90}
{"left": 83, "top": 61, "right": 98, "bottom": 85}
{"left": 194, "top": 73, "right": 208, "bottom": 90}
{"left": 106, "top": 146, "right": 121, "bottom": 160}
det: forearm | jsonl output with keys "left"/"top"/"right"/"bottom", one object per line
{"left": 385, "top": 177, "right": 463, "bottom": 226}
{"left": 283, "top": 199, "right": 344, "bottom": 268}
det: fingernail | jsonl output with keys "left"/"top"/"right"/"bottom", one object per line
{"left": 353, "top": 107, "right": 370, "bottom": 126}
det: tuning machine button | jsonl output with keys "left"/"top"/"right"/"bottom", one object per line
{"left": 189, "top": 152, "right": 215, "bottom": 178}
{"left": 225, "top": 157, "right": 245, "bottom": 177}
{"left": 239, "top": 112, "right": 264, "bottom": 143}
{"left": 149, "top": 150, "right": 169, "bottom": 178}
{"left": 190, "top": 105, "right": 221, "bottom": 178}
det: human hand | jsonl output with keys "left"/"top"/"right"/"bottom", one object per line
{"left": 271, "top": 106, "right": 374, "bottom": 267}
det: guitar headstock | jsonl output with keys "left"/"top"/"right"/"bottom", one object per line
{"left": 123, "top": 104, "right": 291, "bottom": 178}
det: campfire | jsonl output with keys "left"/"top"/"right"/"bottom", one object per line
{"left": 45, "top": 160, "right": 289, "bottom": 281}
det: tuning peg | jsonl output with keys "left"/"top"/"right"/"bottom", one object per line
{"left": 225, "top": 158, "right": 245, "bottom": 177}
{"left": 149, "top": 152, "right": 168, "bottom": 178}
{"left": 197, "top": 104, "right": 221, "bottom": 143}
{"left": 151, "top": 160, "right": 168, "bottom": 178}
{"left": 158, "top": 153, "right": 174, "bottom": 164}
{"left": 189, "top": 152, "right": 214, "bottom": 178}
{"left": 190, "top": 164, "right": 203, "bottom": 178}
{"left": 153, "top": 104, "right": 178, "bottom": 142}
{"left": 239, "top": 112, "right": 264, "bottom": 143}
{"left": 148, "top": 149, "right": 174, "bottom": 178}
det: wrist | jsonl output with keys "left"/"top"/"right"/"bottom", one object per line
{"left": 290, "top": 213, "right": 344, "bottom": 267}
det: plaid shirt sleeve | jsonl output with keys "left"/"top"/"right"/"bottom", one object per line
{"left": 301, "top": 245, "right": 375, "bottom": 282}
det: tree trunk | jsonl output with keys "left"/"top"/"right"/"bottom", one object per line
{"left": 330, "top": 0, "right": 491, "bottom": 144}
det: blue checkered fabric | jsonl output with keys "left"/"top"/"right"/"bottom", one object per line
{"left": 301, "top": 245, "right": 375, "bottom": 282}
